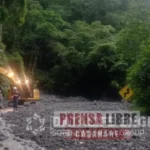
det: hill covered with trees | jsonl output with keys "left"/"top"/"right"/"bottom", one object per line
{"left": 1, "top": 0, "right": 150, "bottom": 113}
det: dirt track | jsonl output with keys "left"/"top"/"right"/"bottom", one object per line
{"left": 1, "top": 94, "right": 150, "bottom": 150}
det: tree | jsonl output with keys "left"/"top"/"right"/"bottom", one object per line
{"left": 0, "top": 0, "right": 27, "bottom": 49}
{"left": 127, "top": 45, "right": 150, "bottom": 114}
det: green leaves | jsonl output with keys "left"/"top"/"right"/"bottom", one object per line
{"left": 36, "top": 22, "right": 57, "bottom": 37}
{"left": 7, "top": 0, "right": 27, "bottom": 26}
{"left": 3, "top": 0, "right": 150, "bottom": 100}
{"left": 127, "top": 48, "right": 150, "bottom": 112}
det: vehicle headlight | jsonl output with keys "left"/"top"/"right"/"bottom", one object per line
{"left": 8, "top": 72, "right": 14, "bottom": 78}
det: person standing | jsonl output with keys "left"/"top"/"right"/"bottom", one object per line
{"left": 12, "top": 87, "right": 20, "bottom": 111}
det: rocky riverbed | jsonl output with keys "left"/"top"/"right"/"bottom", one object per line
{"left": 0, "top": 108, "right": 45, "bottom": 150}
{"left": 1, "top": 94, "right": 150, "bottom": 150}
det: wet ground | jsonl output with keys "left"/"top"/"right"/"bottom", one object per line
{"left": 0, "top": 94, "right": 150, "bottom": 150}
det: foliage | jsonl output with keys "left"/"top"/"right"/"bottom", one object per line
{"left": 119, "top": 0, "right": 150, "bottom": 113}
{"left": 0, "top": 0, "right": 27, "bottom": 94}
{"left": 127, "top": 46, "right": 150, "bottom": 114}
{"left": 1, "top": 0, "right": 150, "bottom": 110}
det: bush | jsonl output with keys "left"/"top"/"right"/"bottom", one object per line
{"left": 127, "top": 46, "right": 150, "bottom": 114}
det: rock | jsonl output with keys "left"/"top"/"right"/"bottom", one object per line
{"left": 138, "top": 146, "right": 145, "bottom": 150}
{"left": 111, "top": 147, "right": 117, "bottom": 150}
{"left": 0, "top": 133, "right": 8, "bottom": 141}
{"left": 16, "top": 138, "right": 22, "bottom": 142}
{"left": 4, "top": 147, "right": 9, "bottom": 150}
{"left": 132, "top": 135, "right": 138, "bottom": 139}
{"left": 24, "top": 102, "right": 30, "bottom": 107}
{"left": 93, "top": 100, "right": 97, "bottom": 105}
{"left": 30, "top": 101, "right": 37, "bottom": 105}
{"left": 127, "top": 142, "right": 133, "bottom": 147}
{"left": 0, "top": 143, "right": 3, "bottom": 147}
{"left": 79, "top": 142, "right": 84, "bottom": 144}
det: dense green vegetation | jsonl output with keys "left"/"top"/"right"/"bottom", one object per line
{"left": 1, "top": 0, "right": 150, "bottom": 112}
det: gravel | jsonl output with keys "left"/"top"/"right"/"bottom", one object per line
{"left": 1, "top": 94, "right": 150, "bottom": 150}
